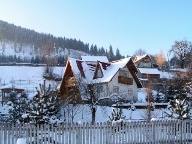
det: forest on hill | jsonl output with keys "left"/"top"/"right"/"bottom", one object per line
{"left": 0, "top": 20, "right": 124, "bottom": 65}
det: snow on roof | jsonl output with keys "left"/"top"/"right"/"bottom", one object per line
{"left": 81, "top": 56, "right": 109, "bottom": 63}
{"left": 134, "top": 54, "right": 151, "bottom": 62}
{"left": 138, "top": 68, "right": 160, "bottom": 75}
{"left": 68, "top": 57, "right": 132, "bottom": 83}
{"left": 0, "top": 83, "right": 24, "bottom": 90}
{"left": 138, "top": 68, "right": 174, "bottom": 79}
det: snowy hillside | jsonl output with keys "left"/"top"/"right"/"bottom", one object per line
{"left": 0, "top": 41, "right": 90, "bottom": 62}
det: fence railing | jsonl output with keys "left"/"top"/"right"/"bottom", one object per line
{"left": 0, "top": 120, "right": 192, "bottom": 144}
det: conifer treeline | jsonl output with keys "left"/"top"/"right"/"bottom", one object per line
{"left": 0, "top": 20, "right": 124, "bottom": 64}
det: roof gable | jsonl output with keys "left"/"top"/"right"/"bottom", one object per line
{"left": 134, "top": 54, "right": 152, "bottom": 63}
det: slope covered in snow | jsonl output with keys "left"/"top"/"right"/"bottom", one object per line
{"left": 0, "top": 41, "right": 89, "bottom": 62}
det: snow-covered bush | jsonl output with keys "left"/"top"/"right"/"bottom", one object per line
{"left": 165, "top": 98, "right": 190, "bottom": 120}
{"left": 23, "top": 80, "right": 61, "bottom": 124}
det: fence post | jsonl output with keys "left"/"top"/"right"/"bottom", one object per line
{"left": 76, "top": 123, "right": 80, "bottom": 144}
{"left": 180, "top": 120, "right": 183, "bottom": 143}
{"left": 0, "top": 123, "right": 2, "bottom": 144}
{"left": 152, "top": 121, "right": 155, "bottom": 143}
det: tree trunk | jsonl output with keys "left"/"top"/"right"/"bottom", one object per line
{"left": 92, "top": 107, "right": 96, "bottom": 125}
{"left": 181, "top": 60, "right": 184, "bottom": 69}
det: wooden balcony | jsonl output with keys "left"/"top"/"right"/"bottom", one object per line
{"left": 65, "top": 77, "right": 77, "bottom": 87}
{"left": 118, "top": 76, "right": 133, "bottom": 85}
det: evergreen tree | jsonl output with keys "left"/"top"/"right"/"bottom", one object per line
{"left": 165, "top": 72, "right": 190, "bottom": 119}
{"left": 166, "top": 98, "right": 189, "bottom": 120}
{"left": 93, "top": 45, "right": 98, "bottom": 55}
{"left": 7, "top": 91, "right": 17, "bottom": 104}
{"left": 108, "top": 45, "right": 114, "bottom": 62}
{"left": 8, "top": 92, "right": 28, "bottom": 123}
{"left": 24, "top": 80, "right": 61, "bottom": 124}
{"left": 89, "top": 44, "right": 94, "bottom": 55}
{"left": 100, "top": 47, "right": 106, "bottom": 56}
{"left": 115, "top": 47, "right": 121, "bottom": 60}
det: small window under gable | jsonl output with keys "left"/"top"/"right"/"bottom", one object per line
{"left": 93, "top": 62, "right": 104, "bottom": 79}
{"left": 119, "top": 70, "right": 129, "bottom": 77}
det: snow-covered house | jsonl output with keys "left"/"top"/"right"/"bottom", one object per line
{"left": 133, "top": 54, "right": 153, "bottom": 68}
{"left": 137, "top": 68, "right": 161, "bottom": 85}
{"left": 60, "top": 56, "right": 142, "bottom": 103}
{"left": 134, "top": 54, "right": 162, "bottom": 88}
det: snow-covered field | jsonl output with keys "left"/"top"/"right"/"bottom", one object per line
{"left": 0, "top": 65, "right": 169, "bottom": 124}
{"left": 0, "top": 65, "right": 64, "bottom": 98}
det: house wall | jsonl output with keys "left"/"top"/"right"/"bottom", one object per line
{"left": 136, "top": 61, "right": 152, "bottom": 67}
{"left": 107, "top": 66, "right": 138, "bottom": 102}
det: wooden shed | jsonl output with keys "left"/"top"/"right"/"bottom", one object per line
{"left": 1, "top": 84, "right": 24, "bottom": 105}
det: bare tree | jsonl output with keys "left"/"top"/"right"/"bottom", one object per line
{"left": 133, "top": 48, "right": 147, "bottom": 57}
{"left": 74, "top": 74, "right": 127, "bottom": 124}
{"left": 40, "top": 40, "right": 57, "bottom": 78}
{"left": 65, "top": 103, "right": 84, "bottom": 123}
{"left": 169, "top": 40, "right": 192, "bottom": 68}
{"left": 79, "top": 82, "right": 106, "bottom": 124}
{"left": 140, "top": 74, "right": 160, "bottom": 121}
{"left": 155, "top": 49, "right": 166, "bottom": 69}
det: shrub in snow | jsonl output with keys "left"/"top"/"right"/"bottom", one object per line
{"left": 130, "top": 104, "right": 136, "bottom": 111}
{"left": 108, "top": 105, "right": 125, "bottom": 122}
{"left": 8, "top": 92, "right": 28, "bottom": 123}
{"left": 165, "top": 72, "right": 191, "bottom": 120}
{"left": 23, "top": 80, "right": 61, "bottom": 124}
{"left": 165, "top": 98, "right": 190, "bottom": 120}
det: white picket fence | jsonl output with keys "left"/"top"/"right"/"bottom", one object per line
{"left": 0, "top": 120, "right": 192, "bottom": 144}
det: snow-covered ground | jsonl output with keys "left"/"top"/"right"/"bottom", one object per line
{"left": 0, "top": 66, "right": 170, "bottom": 124}
{"left": 0, "top": 66, "right": 64, "bottom": 98}
{"left": 0, "top": 66, "right": 176, "bottom": 143}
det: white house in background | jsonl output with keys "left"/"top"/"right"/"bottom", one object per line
{"left": 60, "top": 56, "right": 142, "bottom": 103}
{"left": 133, "top": 54, "right": 153, "bottom": 68}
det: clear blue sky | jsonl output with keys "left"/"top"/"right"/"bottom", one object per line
{"left": 0, "top": 0, "right": 192, "bottom": 58}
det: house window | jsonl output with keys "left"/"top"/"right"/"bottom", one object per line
{"left": 144, "top": 58, "right": 149, "bottom": 62}
{"left": 119, "top": 70, "right": 128, "bottom": 77}
{"left": 123, "top": 72, "right": 127, "bottom": 77}
{"left": 128, "top": 88, "right": 133, "bottom": 95}
{"left": 97, "top": 85, "right": 104, "bottom": 93}
{"left": 113, "top": 86, "right": 119, "bottom": 93}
